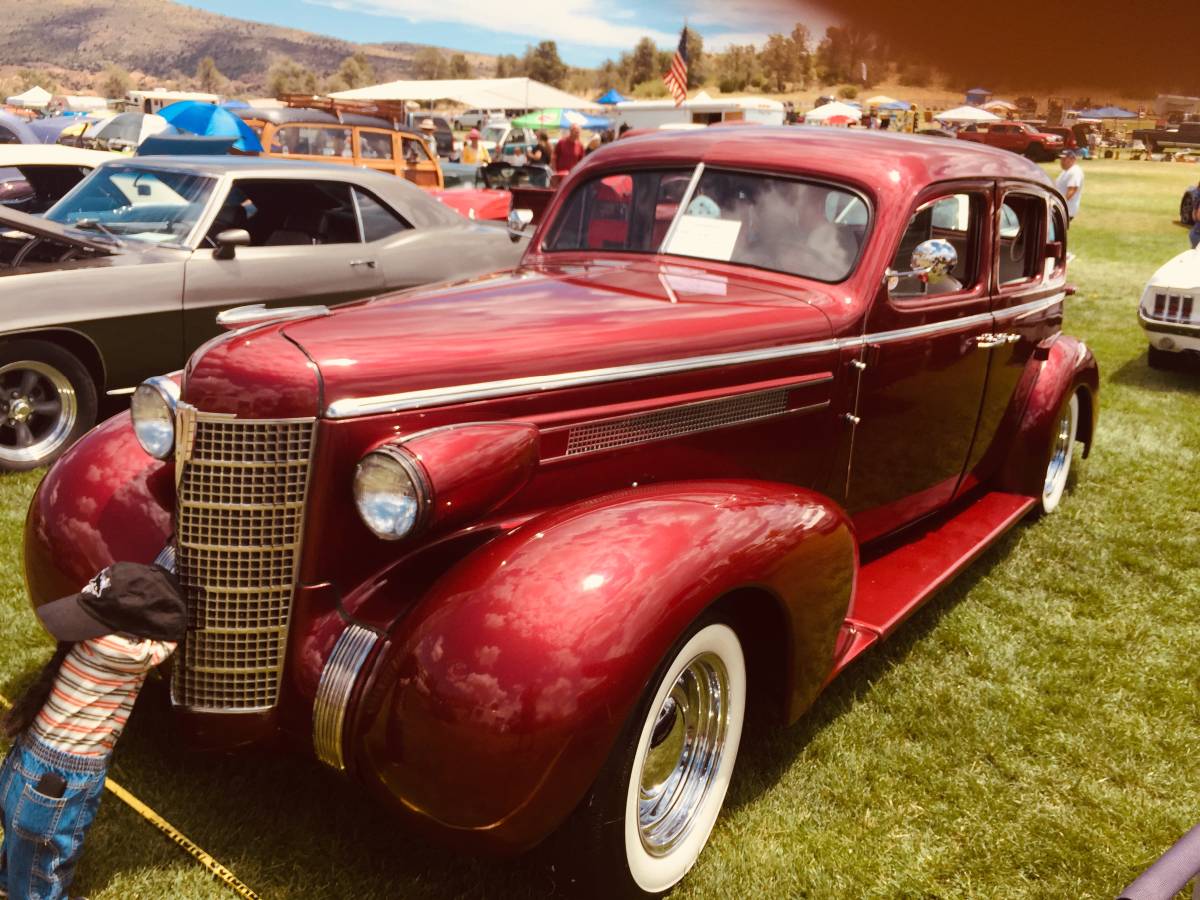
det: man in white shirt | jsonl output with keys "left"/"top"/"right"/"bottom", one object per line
{"left": 1055, "top": 149, "right": 1084, "bottom": 221}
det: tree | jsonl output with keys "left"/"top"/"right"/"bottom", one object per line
{"left": 523, "top": 41, "right": 567, "bottom": 87}
{"left": 448, "top": 53, "right": 472, "bottom": 79}
{"left": 326, "top": 51, "right": 376, "bottom": 92}
{"left": 267, "top": 57, "right": 318, "bottom": 97}
{"left": 195, "top": 56, "right": 226, "bottom": 94}
{"left": 495, "top": 54, "right": 522, "bottom": 78}
{"left": 412, "top": 47, "right": 446, "bottom": 80}
{"left": 100, "top": 64, "right": 131, "bottom": 101}
{"left": 713, "top": 45, "right": 759, "bottom": 93}
{"left": 759, "top": 25, "right": 811, "bottom": 92}
{"left": 629, "top": 37, "right": 658, "bottom": 87}
{"left": 683, "top": 28, "right": 705, "bottom": 89}
{"left": 815, "top": 25, "right": 878, "bottom": 86}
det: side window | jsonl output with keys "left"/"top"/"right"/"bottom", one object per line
{"left": 998, "top": 192, "right": 1045, "bottom": 286}
{"left": 271, "top": 126, "right": 353, "bottom": 158}
{"left": 354, "top": 188, "right": 410, "bottom": 242}
{"left": 213, "top": 180, "right": 360, "bottom": 246}
{"left": 359, "top": 130, "right": 394, "bottom": 160}
{"left": 889, "top": 193, "right": 982, "bottom": 298}
{"left": 401, "top": 137, "right": 432, "bottom": 163}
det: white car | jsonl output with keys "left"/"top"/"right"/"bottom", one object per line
{"left": 1138, "top": 247, "right": 1200, "bottom": 367}
{"left": 0, "top": 145, "right": 119, "bottom": 214}
{"left": 456, "top": 108, "right": 506, "bottom": 130}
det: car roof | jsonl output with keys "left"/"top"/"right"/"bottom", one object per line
{"left": 235, "top": 106, "right": 423, "bottom": 136}
{"left": 582, "top": 126, "right": 1055, "bottom": 200}
{"left": 0, "top": 145, "right": 119, "bottom": 167}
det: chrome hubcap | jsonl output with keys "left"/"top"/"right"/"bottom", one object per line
{"left": 638, "top": 652, "right": 729, "bottom": 856}
{"left": 0, "top": 362, "right": 76, "bottom": 464}
{"left": 1043, "top": 409, "right": 1073, "bottom": 500}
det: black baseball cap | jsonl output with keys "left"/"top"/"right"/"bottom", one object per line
{"left": 36, "top": 562, "right": 187, "bottom": 643}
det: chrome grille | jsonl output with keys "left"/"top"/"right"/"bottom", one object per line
{"left": 171, "top": 408, "right": 316, "bottom": 712}
{"left": 563, "top": 389, "right": 790, "bottom": 458}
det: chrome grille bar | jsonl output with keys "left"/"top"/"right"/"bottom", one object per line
{"left": 171, "top": 405, "right": 316, "bottom": 712}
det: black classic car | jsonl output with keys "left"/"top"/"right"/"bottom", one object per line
{"left": 0, "top": 155, "right": 526, "bottom": 471}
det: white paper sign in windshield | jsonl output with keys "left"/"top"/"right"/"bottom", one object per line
{"left": 663, "top": 215, "right": 742, "bottom": 262}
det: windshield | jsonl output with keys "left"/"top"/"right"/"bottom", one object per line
{"left": 45, "top": 165, "right": 217, "bottom": 244}
{"left": 480, "top": 125, "right": 509, "bottom": 145}
{"left": 544, "top": 166, "right": 870, "bottom": 282}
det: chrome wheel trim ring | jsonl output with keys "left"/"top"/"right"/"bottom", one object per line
{"left": 637, "top": 651, "right": 730, "bottom": 857}
{"left": 1042, "top": 394, "right": 1078, "bottom": 509}
{"left": 0, "top": 360, "right": 77, "bottom": 465}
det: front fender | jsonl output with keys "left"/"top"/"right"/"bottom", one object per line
{"left": 999, "top": 334, "right": 1099, "bottom": 495}
{"left": 352, "top": 479, "right": 855, "bottom": 853}
{"left": 24, "top": 411, "right": 173, "bottom": 606}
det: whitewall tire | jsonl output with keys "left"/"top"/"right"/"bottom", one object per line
{"left": 1040, "top": 392, "right": 1079, "bottom": 515}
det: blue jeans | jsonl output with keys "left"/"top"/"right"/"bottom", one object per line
{"left": 0, "top": 736, "right": 107, "bottom": 900}
{"left": 1190, "top": 219, "right": 1200, "bottom": 249}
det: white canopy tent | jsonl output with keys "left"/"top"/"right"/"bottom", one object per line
{"left": 804, "top": 101, "right": 863, "bottom": 122}
{"left": 935, "top": 105, "right": 1001, "bottom": 124}
{"left": 6, "top": 86, "right": 52, "bottom": 108}
{"left": 330, "top": 77, "right": 596, "bottom": 111}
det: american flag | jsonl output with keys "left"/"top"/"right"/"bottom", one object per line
{"left": 663, "top": 27, "right": 689, "bottom": 107}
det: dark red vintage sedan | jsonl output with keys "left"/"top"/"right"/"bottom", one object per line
{"left": 24, "top": 128, "right": 1098, "bottom": 897}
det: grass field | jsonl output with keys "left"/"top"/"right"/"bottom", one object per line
{"left": 2, "top": 159, "right": 1199, "bottom": 899}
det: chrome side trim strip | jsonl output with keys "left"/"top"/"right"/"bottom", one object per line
{"left": 325, "top": 339, "right": 843, "bottom": 418}
{"left": 313, "top": 624, "right": 380, "bottom": 771}
{"left": 325, "top": 292, "right": 1067, "bottom": 419}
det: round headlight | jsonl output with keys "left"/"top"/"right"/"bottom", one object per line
{"left": 131, "top": 376, "right": 180, "bottom": 460}
{"left": 353, "top": 447, "right": 429, "bottom": 540}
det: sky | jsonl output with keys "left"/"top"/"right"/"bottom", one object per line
{"left": 181, "top": 0, "right": 838, "bottom": 67}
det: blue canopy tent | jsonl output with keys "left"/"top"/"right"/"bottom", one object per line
{"left": 157, "top": 100, "right": 263, "bottom": 152}
{"left": 1077, "top": 106, "right": 1137, "bottom": 119}
{"left": 965, "top": 87, "right": 992, "bottom": 105}
{"left": 596, "top": 89, "right": 628, "bottom": 105}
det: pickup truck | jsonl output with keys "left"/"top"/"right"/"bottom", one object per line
{"left": 955, "top": 121, "right": 1064, "bottom": 161}
{"left": 1133, "top": 122, "right": 1200, "bottom": 153}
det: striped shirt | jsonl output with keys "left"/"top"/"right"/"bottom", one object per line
{"left": 30, "top": 635, "right": 176, "bottom": 758}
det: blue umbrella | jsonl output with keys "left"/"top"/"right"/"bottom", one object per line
{"left": 157, "top": 100, "right": 263, "bottom": 152}
{"left": 596, "top": 88, "right": 628, "bottom": 105}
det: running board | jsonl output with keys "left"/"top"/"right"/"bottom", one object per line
{"left": 830, "top": 490, "right": 1037, "bottom": 679}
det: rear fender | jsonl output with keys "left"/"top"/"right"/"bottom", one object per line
{"left": 351, "top": 479, "right": 855, "bottom": 853}
{"left": 24, "top": 411, "right": 173, "bottom": 606}
{"left": 999, "top": 334, "right": 1099, "bottom": 495}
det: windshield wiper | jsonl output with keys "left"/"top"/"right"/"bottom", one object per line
{"left": 71, "top": 219, "right": 124, "bottom": 247}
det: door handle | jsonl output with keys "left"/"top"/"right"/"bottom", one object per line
{"left": 349, "top": 259, "right": 377, "bottom": 269}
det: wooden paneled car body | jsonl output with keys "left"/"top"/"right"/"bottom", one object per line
{"left": 25, "top": 128, "right": 1098, "bottom": 897}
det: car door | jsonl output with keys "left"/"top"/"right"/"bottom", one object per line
{"left": 845, "top": 183, "right": 996, "bottom": 543}
{"left": 182, "top": 177, "right": 386, "bottom": 351}
{"left": 958, "top": 185, "right": 1066, "bottom": 495}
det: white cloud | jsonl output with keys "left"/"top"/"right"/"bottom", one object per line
{"left": 705, "top": 32, "right": 772, "bottom": 51}
{"left": 305, "top": 0, "right": 677, "bottom": 49}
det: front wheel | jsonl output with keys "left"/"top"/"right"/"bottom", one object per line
{"left": 0, "top": 340, "right": 97, "bottom": 472}
{"left": 565, "top": 618, "right": 747, "bottom": 898}
{"left": 1039, "top": 392, "right": 1079, "bottom": 515}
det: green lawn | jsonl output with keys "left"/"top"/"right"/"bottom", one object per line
{"left": 2, "top": 160, "right": 1199, "bottom": 899}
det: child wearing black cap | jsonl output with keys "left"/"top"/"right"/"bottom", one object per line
{"left": 0, "top": 562, "right": 185, "bottom": 900}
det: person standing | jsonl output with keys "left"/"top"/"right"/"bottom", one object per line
{"left": 460, "top": 128, "right": 491, "bottom": 166}
{"left": 1189, "top": 183, "right": 1200, "bottom": 249}
{"left": 527, "top": 130, "right": 552, "bottom": 168}
{"left": 1055, "top": 150, "right": 1085, "bottom": 222}
{"left": 552, "top": 123, "right": 586, "bottom": 174}
{"left": 0, "top": 562, "right": 185, "bottom": 900}
{"left": 418, "top": 118, "right": 439, "bottom": 157}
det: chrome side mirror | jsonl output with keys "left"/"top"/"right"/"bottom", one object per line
{"left": 885, "top": 238, "right": 958, "bottom": 291}
{"left": 507, "top": 208, "right": 534, "bottom": 242}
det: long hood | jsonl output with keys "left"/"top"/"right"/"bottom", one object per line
{"left": 278, "top": 260, "right": 836, "bottom": 415}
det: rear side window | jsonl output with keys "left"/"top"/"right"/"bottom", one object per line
{"left": 354, "top": 188, "right": 410, "bottom": 242}
{"left": 998, "top": 193, "right": 1046, "bottom": 285}
{"left": 272, "top": 126, "right": 353, "bottom": 158}
{"left": 359, "top": 131, "right": 394, "bottom": 160}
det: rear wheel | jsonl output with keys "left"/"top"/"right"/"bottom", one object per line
{"left": 0, "top": 340, "right": 97, "bottom": 472}
{"left": 1039, "top": 392, "right": 1079, "bottom": 515}
{"left": 563, "top": 617, "right": 747, "bottom": 898}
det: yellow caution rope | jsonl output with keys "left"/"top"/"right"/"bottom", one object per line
{"left": 0, "top": 691, "right": 261, "bottom": 899}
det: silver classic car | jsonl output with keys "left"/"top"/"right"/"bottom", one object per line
{"left": 0, "top": 156, "right": 525, "bottom": 470}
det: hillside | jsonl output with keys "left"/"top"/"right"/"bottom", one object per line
{"left": 0, "top": 0, "right": 495, "bottom": 93}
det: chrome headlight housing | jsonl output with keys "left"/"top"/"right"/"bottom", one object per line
{"left": 353, "top": 446, "right": 430, "bottom": 540}
{"left": 131, "top": 376, "right": 180, "bottom": 460}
